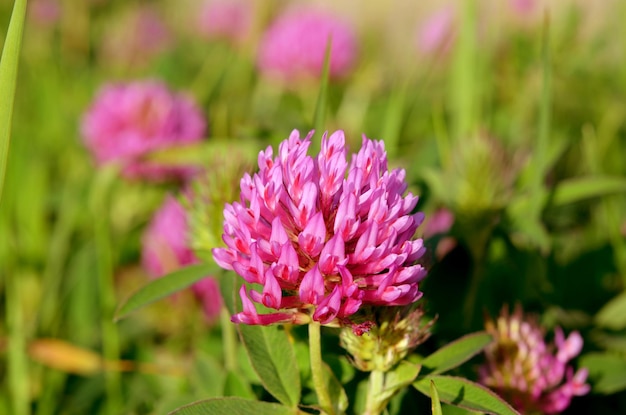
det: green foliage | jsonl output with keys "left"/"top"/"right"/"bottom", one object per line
{"left": 595, "top": 291, "right": 626, "bottom": 331}
{"left": 430, "top": 380, "right": 443, "bottom": 415}
{"left": 580, "top": 353, "right": 626, "bottom": 394}
{"left": 115, "top": 263, "right": 221, "bottom": 320}
{"left": 169, "top": 397, "right": 302, "bottom": 415}
{"left": 414, "top": 376, "right": 520, "bottom": 415}
{"left": 419, "top": 332, "right": 493, "bottom": 376}
{"left": 0, "top": 0, "right": 26, "bottom": 203}
{"left": 238, "top": 324, "right": 301, "bottom": 407}
{"left": 2, "top": 1, "right": 626, "bottom": 413}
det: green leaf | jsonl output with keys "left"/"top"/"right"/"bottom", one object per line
{"left": 169, "top": 397, "right": 301, "bottom": 415}
{"left": 579, "top": 352, "right": 626, "bottom": 394}
{"left": 0, "top": 0, "right": 27, "bottom": 204}
{"left": 430, "top": 380, "right": 443, "bottom": 415}
{"left": 223, "top": 371, "right": 255, "bottom": 399}
{"left": 115, "top": 263, "right": 220, "bottom": 321}
{"left": 321, "top": 362, "right": 348, "bottom": 414}
{"left": 413, "top": 376, "right": 520, "bottom": 415}
{"left": 192, "top": 353, "right": 226, "bottom": 398}
{"left": 595, "top": 291, "right": 626, "bottom": 330}
{"left": 420, "top": 332, "right": 493, "bottom": 376}
{"left": 551, "top": 176, "right": 626, "bottom": 207}
{"left": 238, "top": 324, "right": 301, "bottom": 407}
{"left": 379, "top": 361, "right": 421, "bottom": 403}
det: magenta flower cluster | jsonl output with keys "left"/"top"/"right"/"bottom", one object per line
{"left": 81, "top": 80, "right": 206, "bottom": 181}
{"left": 257, "top": 8, "right": 358, "bottom": 84}
{"left": 142, "top": 196, "right": 222, "bottom": 322}
{"left": 212, "top": 130, "right": 427, "bottom": 327}
{"left": 480, "top": 306, "right": 590, "bottom": 414}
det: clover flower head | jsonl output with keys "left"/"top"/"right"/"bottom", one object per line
{"left": 197, "top": 0, "right": 253, "bottom": 44}
{"left": 480, "top": 305, "right": 590, "bottom": 414}
{"left": 257, "top": 8, "right": 358, "bottom": 84}
{"left": 212, "top": 130, "right": 427, "bottom": 327}
{"left": 142, "top": 195, "right": 222, "bottom": 323}
{"left": 81, "top": 80, "right": 206, "bottom": 181}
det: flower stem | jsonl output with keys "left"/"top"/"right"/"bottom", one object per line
{"left": 6, "top": 271, "right": 30, "bottom": 415}
{"left": 364, "top": 369, "right": 385, "bottom": 415}
{"left": 309, "top": 321, "right": 335, "bottom": 415}
{"left": 90, "top": 168, "right": 122, "bottom": 415}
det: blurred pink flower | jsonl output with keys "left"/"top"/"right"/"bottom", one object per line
{"left": 80, "top": 80, "right": 206, "bottom": 181}
{"left": 416, "top": 7, "right": 455, "bottom": 55}
{"left": 101, "top": 6, "right": 172, "bottom": 68}
{"left": 142, "top": 196, "right": 223, "bottom": 323}
{"left": 423, "top": 208, "right": 454, "bottom": 238}
{"left": 213, "top": 130, "right": 427, "bottom": 327}
{"left": 510, "top": 0, "right": 535, "bottom": 15}
{"left": 197, "top": 0, "right": 253, "bottom": 44}
{"left": 423, "top": 208, "right": 456, "bottom": 260}
{"left": 480, "top": 306, "right": 590, "bottom": 414}
{"left": 257, "top": 8, "right": 358, "bottom": 84}
{"left": 28, "top": 0, "right": 60, "bottom": 27}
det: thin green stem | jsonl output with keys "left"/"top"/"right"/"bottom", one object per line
{"left": 91, "top": 169, "right": 122, "bottom": 415}
{"left": 309, "top": 321, "right": 334, "bottom": 415}
{"left": 364, "top": 369, "right": 385, "bottom": 415}
{"left": 7, "top": 271, "right": 30, "bottom": 415}
{"left": 220, "top": 307, "right": 237, "bottom": 372}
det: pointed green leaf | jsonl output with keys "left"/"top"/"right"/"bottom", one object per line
{"left": 579, "top": 352, "right": 626, "bottom": 394}
{"left": 238, "top": 324, "right": 301, "bottom": 407}
{"left": 430, "top": 380, "right": 443, "bottom": 415}
{"left": 310, "top": 36, "right": 332, "bottom": 153}
{"left": 321, "top": 362, "right": 348, "bottom": 414}
{"left": 115, "top": 263, "right": 220, "bottom": 321}
{"left": 414, "top": 376, "right": 520, "bottom": 415}
{"left": 378, "top": 361, "right": 421, "bottom": 403}
{"left": 169, "top": 397, "right": 301, "bottom": 415}
{"left": 420, "top": 332, "right": 493, "bottom": 376}
{"left": 595, "top": 291, "right": 626, "bottom": 330}
{"left": 0, "top": 0, "right": 28, "bottom": 203}
{"left": 551, "top": 176, "right": 626, "bottom": 207}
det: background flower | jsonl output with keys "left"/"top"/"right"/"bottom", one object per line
{"left": 257, "top": 7, "right": 358, "bottom": 84}
{"left": 213, "top": 130, "right": 426, "bottom": 327}
{"left": 81, "top": 79, "right": 206, "bottom": 181}
{"left": 142, "top": 195, "right": 222, "bottom": 323}
{"left": 479, "top": 305, "right": 590, "bottom": 414}
{"left": 196, "top": 0, "right": 253, "bottom": 45}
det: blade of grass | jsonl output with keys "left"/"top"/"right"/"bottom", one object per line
{"left": 430, "top": 380, "right": 443, "bottom": 415}
{"left": 535, "top": 10, "right": 551, "bottom": 192}
{"left": 451, "top": 0, "right": 477, "bottom": 141}
{"left": 1, "top": 2, "right": 30, "bottom": 415}
{"left": 89, "top": 166, "right": 122, "bottom": 415}
{"left": 0, "top": 0, "right": 27, "bottom": 204}
{"left": 310, "top": 36, "right": 332, "bottom": 154}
